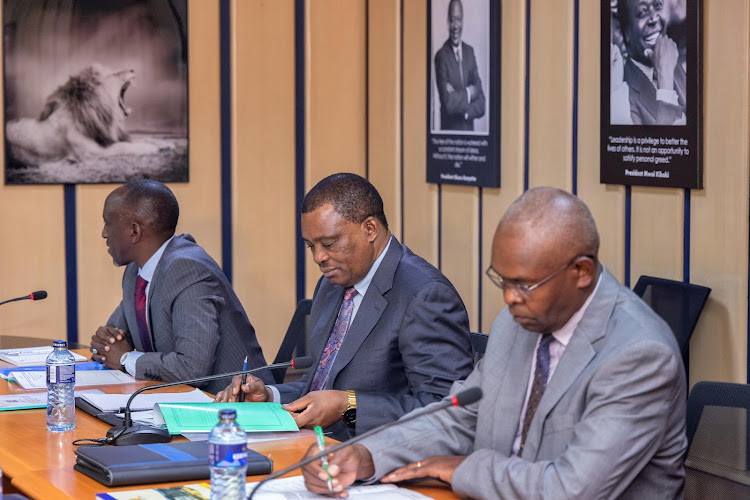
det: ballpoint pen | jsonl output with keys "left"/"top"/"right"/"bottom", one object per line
{"left": 238, "top": 356, "right": 248, "bottom": 403}
{"left": 314, "top": 425, "right": 333, "bottom": 491}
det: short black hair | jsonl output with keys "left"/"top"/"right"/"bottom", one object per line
{"left": 616, "top": 0, "right": 633, "bottom": 45}
{"left": 120, "top": 179, "right": 179, "bottom": 236}
{"left": 301, "top": 173, "right": 388, "bottom": 230}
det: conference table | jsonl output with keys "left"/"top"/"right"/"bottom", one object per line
{"left": 0, "top": 349, "right": 457, "bottom": 499}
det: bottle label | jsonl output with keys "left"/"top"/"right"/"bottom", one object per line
{"left": 209, "top": 442, "right": 248, "bottom": 468}
{"left": 47, "top": 364, "right": 75, "bottom": 384}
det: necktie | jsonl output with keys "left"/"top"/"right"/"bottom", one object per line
{"left": 518, "top": 333, "right": 554, "bottom": 455}
{"left": 134, "top": 275, "right": 154, "bottom": 352}
{"left": 455, "top": 48, "right": 464, "bottom": 87}
{"left": 310, "top": 287, "right": 358, "bottom": 391}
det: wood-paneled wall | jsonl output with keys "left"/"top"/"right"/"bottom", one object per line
{"left": 1, "top": 0, "right": 748, "bottom": 389}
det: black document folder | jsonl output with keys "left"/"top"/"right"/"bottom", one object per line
{"left": 74, "top": 440, "right": 273, "bottom": 486}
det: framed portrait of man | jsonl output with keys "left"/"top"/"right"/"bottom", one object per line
{"left": 3, "top": 0, "right": 188, "bottom": 185}
{"left": 426, "top": 0, "right": 500, "bottom": 187}
{"left": 600, "top": 0, "right": 703, "bottom": 189}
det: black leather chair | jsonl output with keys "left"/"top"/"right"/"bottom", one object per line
{"left": 684, "top": 381, "right": 750, "bottom": 498}
{"left": 270, "top": 299, "right": 313, "bottom": 384}
{"left": 633, "top": 275, "right": 710, "bottom": 379}
{"left": 470, "top": 332, "right": 489, "bottom": 363}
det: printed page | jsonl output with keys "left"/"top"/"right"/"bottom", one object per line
{"left": 80, "top": 388, "right": 213, "bottom": 412}
{"left": 11, "top": 369, "right": 135, "bottom": 390}
{"left": 0, "top": 345, "right": 87, "bottom": 366}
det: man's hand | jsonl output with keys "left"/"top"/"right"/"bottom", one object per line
{"left": 445, "top": 82, "right": 455, "bottom": 94}
{"left": 302, "top": 443, "right": 375, "bottom": 498}
{"left": 467, "top": 84, "right": 477, "bottom": 101}
{"left": 611, "top": 43, "right": 625, "bottom": 90}
{"left": 650, "top": 30, "right": 678, "bottom": 91}
{"left": 90, "top": 326, "right": 131, "bottom": 369}
{"left": 213, "top": 374, "right": 270, "bottom": 402}
{"left": 283, "top": 390, "right": 348, "bottom": 430}
{"left": 381, "top": 455, "right": 466, "bottom": 485}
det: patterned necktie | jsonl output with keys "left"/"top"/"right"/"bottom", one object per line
{"left": 518, "top": 333, "right": 554, "bottom": 455}
{"left": 134, "top": 275, "right": 154, "bottom": 352}
{"left": 310, "top": 287, "right": 358, "bottom": 391}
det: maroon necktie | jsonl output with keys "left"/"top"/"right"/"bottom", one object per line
{"left": 134, "top": 275, "right": 154, "bottom": 352}
{"left": 310, "top": 287, "right": 357, "bottom": 391}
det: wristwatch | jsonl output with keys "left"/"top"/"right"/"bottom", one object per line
{"left": 120, "top": 352, "right": 129, "bottom": 373}
{"left": 342, "top": 390, "right": 357, "bottom": 426}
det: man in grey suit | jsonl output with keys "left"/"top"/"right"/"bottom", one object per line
{"left": 301, "top": 187, "right": 687, "bottom": 498}
{"left": 89, "top": 179, "right": 271, "bottom": 394}
{"left": 215, "top": 173, "right": 473, "bottom": 440}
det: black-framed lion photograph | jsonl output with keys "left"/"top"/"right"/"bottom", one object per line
{"left": 601, "top": 0, "right": 702, "bottom": 189}
{"left": 3, "top": 0, "right": 188, "bottom": 185}
{"left": 426, "top": 0, "right": 501, "bottom": 188}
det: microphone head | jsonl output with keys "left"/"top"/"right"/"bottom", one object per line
{"left": 30, "top": 290, "right": 47, "bottom": 301}
{"left": 291, "top": 356, "right": 313, "bottom": 370}
{"left": 452, "top": 387, "right": 482, "bottom": 407}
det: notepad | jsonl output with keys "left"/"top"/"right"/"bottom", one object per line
{"left": 0, "top": 346, "right": 87, "bottom": 366}
{"left": 153, "top": 402, "right": 299, "bottom": 434}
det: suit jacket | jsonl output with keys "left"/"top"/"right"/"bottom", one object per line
{"left": 624, "top": 57, "right": 687, "bottom": 125}
{"left": 363, "top": 268, "right": 687, "bottom": 499}
{"left": 107, "top": 234, "right": 271, "bottom": 394}
{"left": 434, "top": 40, "right": 486, "bottom": 131}
{"left": 276, "top": 237, "right": 473, "bottom": 440}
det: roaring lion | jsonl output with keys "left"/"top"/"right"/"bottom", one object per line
{"left": 6, "top": 64, "right": 161, "bottom": 166}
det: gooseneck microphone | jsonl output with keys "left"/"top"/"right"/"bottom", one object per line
{"left": 247, "top": 386, "right": 483, "bottom": 499}
{"left": 105, "top": 356, "right": 314, "bottom": 446}
{"left": 0, "top": 290, "right": 48, "bottom": 306}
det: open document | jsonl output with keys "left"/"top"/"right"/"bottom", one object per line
{"left": 11, "top": 369, "right": 135, "bottom": 390}
{"left": 0, "top": 346, "right": 87, "bottom": 366}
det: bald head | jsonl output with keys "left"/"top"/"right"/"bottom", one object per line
{"left": 497, "top": 187, "right": 599, "bottom": 260}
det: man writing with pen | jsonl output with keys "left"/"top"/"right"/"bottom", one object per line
{"left": 215, "top": 173, "right": 474, "bottom": 441}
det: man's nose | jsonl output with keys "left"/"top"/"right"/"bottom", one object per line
{"left": 503, "top": 286, "right": 524, "bottom": 305}
{"left": 312, "top": 247, "right": 329, "bottom": 265}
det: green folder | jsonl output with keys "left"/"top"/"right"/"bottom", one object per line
{"left": 153, "top": 402, "right": 299, "bottom": 435}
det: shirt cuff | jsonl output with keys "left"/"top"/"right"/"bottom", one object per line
{"left": 656, "top": 88, "right": 679, "bottom": 105}
{"left": 267, "top": 385, "right": 281, "bottom": 403}
{"left": 125, "top": 351, "right": 144, "bottom": 376}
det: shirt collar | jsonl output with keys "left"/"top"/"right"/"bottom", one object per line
{"left": 138, "top": 235, "right": 175, "bottom": 282}
{"left": 550, "top": 272, "right": 603, "bottom": 346}
{"left": 352, "top": 235, "right": 392, "bottom": 298}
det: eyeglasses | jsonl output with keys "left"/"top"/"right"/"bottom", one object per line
{"left": 485, "top": 255, "right": 594, "bottom": 299}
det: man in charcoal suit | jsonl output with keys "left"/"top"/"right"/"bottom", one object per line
{"left": 90, "top": 179, "right": 271, "bottom": 394}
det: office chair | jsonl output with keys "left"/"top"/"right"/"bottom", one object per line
{"left": 470, "top": 332, "right": 489, "bottom": 363}
{"left": 270, "top": 299, "right": 313, "bottom": 384}
{"left": 633, "top": 275, "right": 710, "bottom": 378}
{"left": 684, "top": 381, "right": 750, "bottom": 498}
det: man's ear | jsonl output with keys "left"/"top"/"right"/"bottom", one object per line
{"left": 362, "top": 216, "right": 380, "bottom": 242}
{"left": 574, "top": 257, "right": 596, "bottom": 289}
{"left": 130, "top": 222, "right": 143, "bottom": 244}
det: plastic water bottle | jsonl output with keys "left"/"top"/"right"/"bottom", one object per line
{"left": 209, "top": 409, "right": 248, "bottom": 499}
{"left": 46, "top": 340, "right": 76, "bottom": 431}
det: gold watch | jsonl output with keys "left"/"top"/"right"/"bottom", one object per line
{"left": 342, "top": 390, "right": 357, "bottom": 426}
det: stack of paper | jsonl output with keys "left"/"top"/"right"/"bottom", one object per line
{"left": 79, "top": 388, "right": 213, "bottom": 413}
{"left": 0, "top": 346, "right": 87, "bottom": 366}
{"left": 10, "top": 369, "right": 135, "bottom": 390}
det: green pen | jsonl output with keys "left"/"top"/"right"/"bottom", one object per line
{"left": 314, "top": 425, "right": 333, "bottom": 491}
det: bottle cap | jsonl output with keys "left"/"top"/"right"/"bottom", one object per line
{"left": 219, "top": 409, "right": 236, "bottom": 420}
{"left": 52, "top": 340, "right": 68, "bottom": 348}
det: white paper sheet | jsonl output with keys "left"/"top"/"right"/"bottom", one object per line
{"left": 10, "top": 369, "right": 135, "bottom": 390}
{"left": 79, "top": 388, "right": 213, "bottom": 412}
{"left": 0, "top": 345, "right": 88, "bottom": 366}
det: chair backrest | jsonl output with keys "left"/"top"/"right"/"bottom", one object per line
{"left": 271, "top": 299, "right": 313, "bottom": 384}
{"left": 470, "top": 332, "right": 489, "bottom": 363}
{"left": 632, "top": 275, "right": 710, "bottom": 361}
{"left": 684, "top": 381, "right": 750, "bottom": 499}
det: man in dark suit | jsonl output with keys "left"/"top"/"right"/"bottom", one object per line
{"left": 215, "top": 173, "right": 473, "bottom": 440}
{"left": 301, "top": 187, "right": 686, "bottom": 499}
{"left": 434, "top": 0, "right": 485, "bottom": 131}
{"left": 89, "top": 179, "right": 271, "bottom": 394}
{"left": 617, "top": 0, "right": 686, "bottom": 125}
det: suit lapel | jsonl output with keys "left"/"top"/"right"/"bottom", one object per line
{"left": 491, "top": 329, "right": 537, "bottom": 455}
{"left": 123, "top": 265, "right": 142, "bottom": 351}
{"left": 303, "top": 285, "right": 345, "bottom": 393}
{"left": 523, "top": 269, "right": 619, "bottom": 460}
{"left": 624, "top": 58, "right": 658, "bottom": 123}
{"left": 324, "top": 238, "right": 403, "bottom": 387}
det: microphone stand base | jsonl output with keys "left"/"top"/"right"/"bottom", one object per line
{"left": 106, "top": 424, "right": 172, "bottom": 446}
